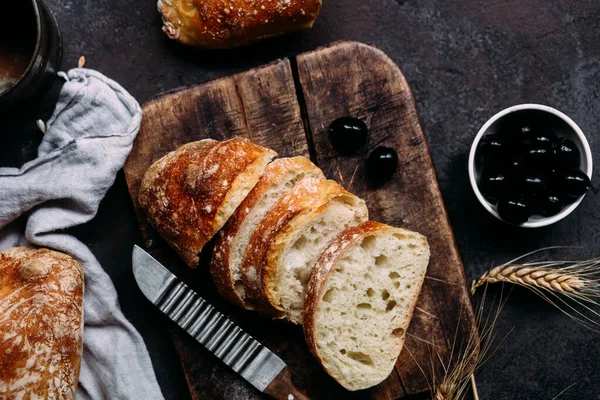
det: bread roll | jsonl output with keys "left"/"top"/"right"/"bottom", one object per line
{"left": 303, "top": 222, "right": 430, "bottom": 391}
{"left": 210, "top": 156, "right": 324, "bottom": 307}
{"left": 139, "top": 137, "right": 276, "bottom": 268}
{"left": 157, "top": 0, "right": 322, "bottom": 48}
{"left": 0, "top": 247, "right": 84, "bottom": 399}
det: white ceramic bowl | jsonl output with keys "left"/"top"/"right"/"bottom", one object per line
{"left": 468, "top": 104, "right": 593, "bottom": 228}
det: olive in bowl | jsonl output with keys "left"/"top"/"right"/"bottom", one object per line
{"left": 468, "top": 104, "right": 593, "bottom": 228}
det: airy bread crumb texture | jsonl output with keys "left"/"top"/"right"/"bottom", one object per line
{"left": 240, "top": 177, "right": 344, "bottom": 312}
{"left": 311, "top": 225, "right": 429, "bottom": 391}
{"left": 271, "top": 195, "right": 368, "bottom": 324}
{"left": 231, "top": 161, "right": 324, "bottom": 301}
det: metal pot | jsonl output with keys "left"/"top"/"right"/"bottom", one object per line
{"left": 0, "top": 0, "right": 62, "bottom": 110}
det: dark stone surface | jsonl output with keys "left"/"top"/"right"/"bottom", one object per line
{"left": 2, "top": 0, "right": 600, "bottom": 398}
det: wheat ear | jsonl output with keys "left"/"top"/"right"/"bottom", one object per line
{"left": 472, "top": 265, "right": 587, "bottom": 294}
{"left": 472, "top": 255, "right": 600, "bottom": 331}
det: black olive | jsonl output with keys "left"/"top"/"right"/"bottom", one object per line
{"left": 522, "top": 140, "right": 554, "bottom": 167}
{"left": 554, "top": 168, "right": 591, "bottom": 198}
{"left": 518, "top": 123, "right": 534, "bottom": 136}
{"left": 554, "top": 137, "right": 580, "bottom": 169}
{"left": 545, "top": 169, "right": 561, "bottom": 192}
{"left": 478, "top": 134, "right": 507, "bottom": 162}
{"left": 497, "top": 197, "right": 532, "bottom": 224}
{"left": 517, "top": 169, "right": 547, "bottom": 200}
{"left": 508, "top": 154, "right": 525, "bottom": 171}
{"left": 329, "top": 117, "right": 368, "bottom": 154}
{"left": 479, "top": 170, "right": 511, "bottom": 202}
{"left": 522, "top": 129, "right": 558, "bottom": 145}
{"left": 501, "top": 119, "right": 537, "bottom": 144}
{"left": 366, "top": 146, "right": 398, "bottom": 184}
{"left": 536, "top": 193, "right": 564, "bottom": 217}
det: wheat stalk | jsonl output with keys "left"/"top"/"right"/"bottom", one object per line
{"left": 427, "top": 249, "right": 599, "bottom": 400}
{"left": 472, "top": 253, "right": 600, "bottom": 331}
{"left": 427, "top": 284, "right": 510, "bottom": 400}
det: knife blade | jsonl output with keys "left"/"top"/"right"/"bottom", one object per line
{"left": 132, "top": 245, "right": 309, "bottom": 400}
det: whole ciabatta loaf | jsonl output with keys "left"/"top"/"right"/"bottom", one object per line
{"left": 158, "top": 0, "right": 322, "bottom": 48}
{"left": 210, "top": 156, "right": 324, "bottom": 307}
{"left": 0, "top": 247, "right": 84, "bottom": 399}
{"left": 304, "top": 221, "right": 430, "bottom": 391}
{"left": 139, "top": 137, "right": 276, "bottom": 268}
{"left": 240, "top": 177, "right": 368, "bottom": 315}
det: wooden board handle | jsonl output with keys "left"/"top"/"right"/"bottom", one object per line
{"left": 264, "top": 367, "right": 310, "bottom": 400}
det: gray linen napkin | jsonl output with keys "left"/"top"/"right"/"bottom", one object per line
{"left": 0, "top": 69, "right": 164, "bottom": 400}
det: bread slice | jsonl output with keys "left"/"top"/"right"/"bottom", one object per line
{"left": 138, "top": 137, "right": 276, "bottom": 268}
{"left": 262, "top": 192, "right": 369, "bottom": 324}
{"left": 210, "top": 156, "right": 324, "bottom": 307}
{"left": 0, "top": 247, "right": 84, "bottom": 399}
{"left": 303, "top": 221, "right": 430, "bottom": 391}
{"left": 241, "top": 178, "right": 368, "bottom": 316}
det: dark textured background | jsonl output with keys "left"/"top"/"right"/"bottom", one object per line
{"left": 2, "top": 0, "right": 600, "bottom": 399}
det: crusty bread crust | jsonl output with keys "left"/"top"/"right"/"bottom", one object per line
{"left": 139, "top": 137, "right": 276, "bottom": 268}
{"left": 240, "top": 178, "right": 356, "bottom": 314}
{"left": 303, "top": 222, "right": 429, "bottom": 390}
{"left": 210, "top": 156, "right": 323, "bottom": 307}
{"left": 0, "top": 247, "right": 84, "bottom": 400}
{"left": 158, "top": 0, "right": 322, "bottom": 48}
{"left": 139, "top": 139, "right": 217, "bottom": 267}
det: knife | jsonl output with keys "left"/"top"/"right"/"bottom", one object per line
{"left": 132, "top": 245, "right": 310, "bottom": 400}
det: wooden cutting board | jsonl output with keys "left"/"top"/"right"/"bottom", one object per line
{"left": 124, "top": 41, "right": 476, "bottom": 400}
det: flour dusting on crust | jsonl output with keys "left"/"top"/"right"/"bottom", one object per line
{"left": 0, "top": 247, "right": 84, "bottom": 400}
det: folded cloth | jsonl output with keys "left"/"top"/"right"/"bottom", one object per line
{"left": 0, "top": 69, "right": 164, "bottom": 400}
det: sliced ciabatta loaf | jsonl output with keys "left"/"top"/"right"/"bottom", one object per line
{"left": 210, "top": 156, "right": 324, "bottom": 307}
{"left": 241, "top": 178, "right": 368, "bottom": 315}
{"left": 304, "top": 221, "right": 430, "bottom": 391}
{"left": 0, "top": 247, "right": 84, "bottom": 399}
{"left": 139, "top": 137, "right": 276, "bottom": 268}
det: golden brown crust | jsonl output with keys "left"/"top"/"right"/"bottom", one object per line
{"left": 0, "top": 247, "right": 84, "bottom": 400}
{"left": 239, "top": 178, "right": 353, "bottom": 314}
{"left": 157, "top": 0, "right": 322, "bottom": 48}
{"left": 210, "top": 156, "right": 323, "bottom": 307}
{"left": 139, "top": 137, "right": 276, "bottom": 268}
